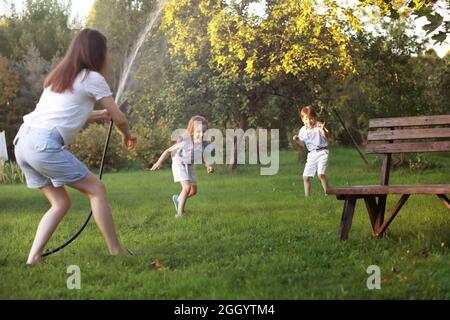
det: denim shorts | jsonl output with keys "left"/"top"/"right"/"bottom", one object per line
{"left": 13, "top": 124, "right": 89, "bottom": 189}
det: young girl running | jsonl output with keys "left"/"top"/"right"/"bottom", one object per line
{"left": 13, "top": 28, "right": 137, "bottom": 265}
{"left": 151, "top": 116, "right": 213, "bottom": 217}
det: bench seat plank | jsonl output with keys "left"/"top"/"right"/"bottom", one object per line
{"left": 366, "top": 141, "right": 450, "bottom": 153}
{"left": 327, "top": 184, "right": 450, "bottom": 195}
{"left": 367, "top": 128, "right": 450, "bottom": 141}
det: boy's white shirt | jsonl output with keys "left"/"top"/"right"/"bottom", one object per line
{"left": 23, "top": 69, "right": 112, "bottom": 145}
{"left": 298, "top": 122, "right": 328, "bottom": 152}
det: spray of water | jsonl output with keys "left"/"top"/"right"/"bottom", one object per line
{"left": 115, "top": 0, "right": 166, "bottom": 104}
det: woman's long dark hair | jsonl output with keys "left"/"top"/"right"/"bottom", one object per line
{"left": 44, "top": 28, "right": 108, "bottom": 93}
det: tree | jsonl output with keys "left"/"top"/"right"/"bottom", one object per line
{"left": 0, "top": 55, "right": 19, "bottom": 158}
{"left": 318, "top": 20, "right": 449, "bottom": 146}
{"left": 0, "top": 0, "right": 75, "bottom": 60}
{"left": 0, "top": 0, "right": 74, "bottom": 159}
{"left": 361, "top": 0, "right": 449, "bottom": 44}
{"left": 13, "top": 45, "right": 52, "bottom": 113}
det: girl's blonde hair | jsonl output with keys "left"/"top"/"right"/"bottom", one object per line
{"left": 186, "top": 115, "right": 208, "bottom": 139}
{"left": 299, "top": 105, "right": 317, "bottom": 119}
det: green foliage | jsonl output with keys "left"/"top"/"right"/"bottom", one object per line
{"left": 371, "top": 153, "right": 441, "bottom": 171}
{"left": 0, "top": 55, "right": 20, "bottom": 157}
{"left": 0, "top": 0, "right": 74, "bottom": 159}
{"left": 13, "top": 45, "right": 52, "bottom": 112}
{"left": 362, "top": 0, "right": 450, "bottom": 45}
{"left": 0, "top": 0, "right": 448, "bottom": 171}
{"left": 317, "top": 22, "right": 448, "bottom": 144}
{"left": 0, "top": 55, "right": 19, "bottom": 130}
{"left": 1, "top": 45, "right": 53, "bottom": 157}
{"left": 69, "top": 124, "right": 124, "bottom": 170}
{"left": 162, "top": 0, "right": 361, "bottom": 79}
{"left": 0, "top": 161, "right": 25, "bottom": 184}
{"left": 0, "top": 55, "right": 18, "bottom": 107}
{"left": 393, "top": 153, "right": 441, "bottom": 171}
{"left": 0, "top": 0, "right": 75, "bottom": 60}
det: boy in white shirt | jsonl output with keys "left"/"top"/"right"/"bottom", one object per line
{"left": 293, "top": 106, "right": 330, "bottom": 196}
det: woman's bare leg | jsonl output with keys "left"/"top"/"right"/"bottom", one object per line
{"left": 69, "top": 173, "right": 122, "bottom": 255}
{"left": 27, "top": 185, "right": 71, "bottom": 265}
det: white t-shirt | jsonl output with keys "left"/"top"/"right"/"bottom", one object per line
{"left": 298, "top": 122, "right": 328, "bottom": 152}
{"left": 172, "top": 137, "right": 210, "bottom": 165}
{"left": 23, "top": 70, "right": 112, "bottom": 145}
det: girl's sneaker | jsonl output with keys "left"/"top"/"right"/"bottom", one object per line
{"left": 175, "top": 212, "right": 184, "bottom": 218}
{"left": 172, "top": 195, "right": 179, "bottom": 213}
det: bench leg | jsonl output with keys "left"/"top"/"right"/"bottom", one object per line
{"left": 375, "top": 194, "right": 410, "bottom": 237}
{"left": 338, "top": 196, "right": 357, "bottom": 241}
{"left": 437, "top": 194, "right": 450, "bottom": 210}
{"left": 364, "top": 196, "right": 378, "bottom": 234}
{"left": 375, "top": 195, "right": 386, "bottom": 233}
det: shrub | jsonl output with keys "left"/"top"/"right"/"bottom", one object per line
{"left": 371, "top": 153, "right": 441, "bottom": 171}
{"left": 394, "top": 153, "right": 441, "bottom": 171}
{"left": 126, "top": 119, "right": 172, "bottom": 169}
{"left": 69, "top": 123, "right": 125, "bottom": 170}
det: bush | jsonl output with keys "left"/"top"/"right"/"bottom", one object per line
{"left": 126, "top": 119, "right": 172, "bottom": 169}
{"left": 69, "top": 123, "right": 125, "bottom": 170}
{"left": 371, "top": 153, "right": 441, "bottom": 171}
{"left": 394, "top": 153, "right": 441, "bottom": 171}
{"left": 0, "top": 161, "right": 25, "bottom": 184}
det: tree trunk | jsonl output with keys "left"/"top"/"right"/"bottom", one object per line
{"left": 229, "top": 115, "right": 248, "bottom": 170}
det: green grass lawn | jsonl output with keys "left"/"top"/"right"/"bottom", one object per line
{"left": 0, "top": 148, "right": 449, "bottom": 299}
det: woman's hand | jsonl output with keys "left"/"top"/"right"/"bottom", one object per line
{"left": 100, "top": 109, "right": 112, "bottom": 121}
{"left": 123, "top": 135, "right": 137, "bottom": 150}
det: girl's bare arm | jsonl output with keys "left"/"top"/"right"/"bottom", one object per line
{"left": 293, "top": 135, "right": 305, "bottom": 147}
{"left": 318, "top": 122, "right": 331, "bottom": 139}
{"left": 151, "top": 143, "right": 179, "bottom": 170}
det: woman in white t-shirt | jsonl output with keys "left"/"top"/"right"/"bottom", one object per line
{"left": 13, "top": 29, "right": 137, "bottom": 265}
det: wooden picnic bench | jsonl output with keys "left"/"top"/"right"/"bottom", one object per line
{"left": 327, "top": 115, "right": 450, "bottom": 240}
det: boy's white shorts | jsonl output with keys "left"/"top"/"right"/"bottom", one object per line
{"left": 172, "top": 163, "right": 197, "bottom": 184}
{"left": 303, "top": 149, "right": 329, "bottom": 177}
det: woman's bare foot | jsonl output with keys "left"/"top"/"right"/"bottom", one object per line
{"left": 26, "top": 255, "right": 44, "bottom": 266}
{"left": 111, "top": 246, "right": 134, "bottom": 256}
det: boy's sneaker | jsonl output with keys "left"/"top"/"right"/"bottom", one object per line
{"left": 172, "top": 195, "right": 179, "bottom": 213}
